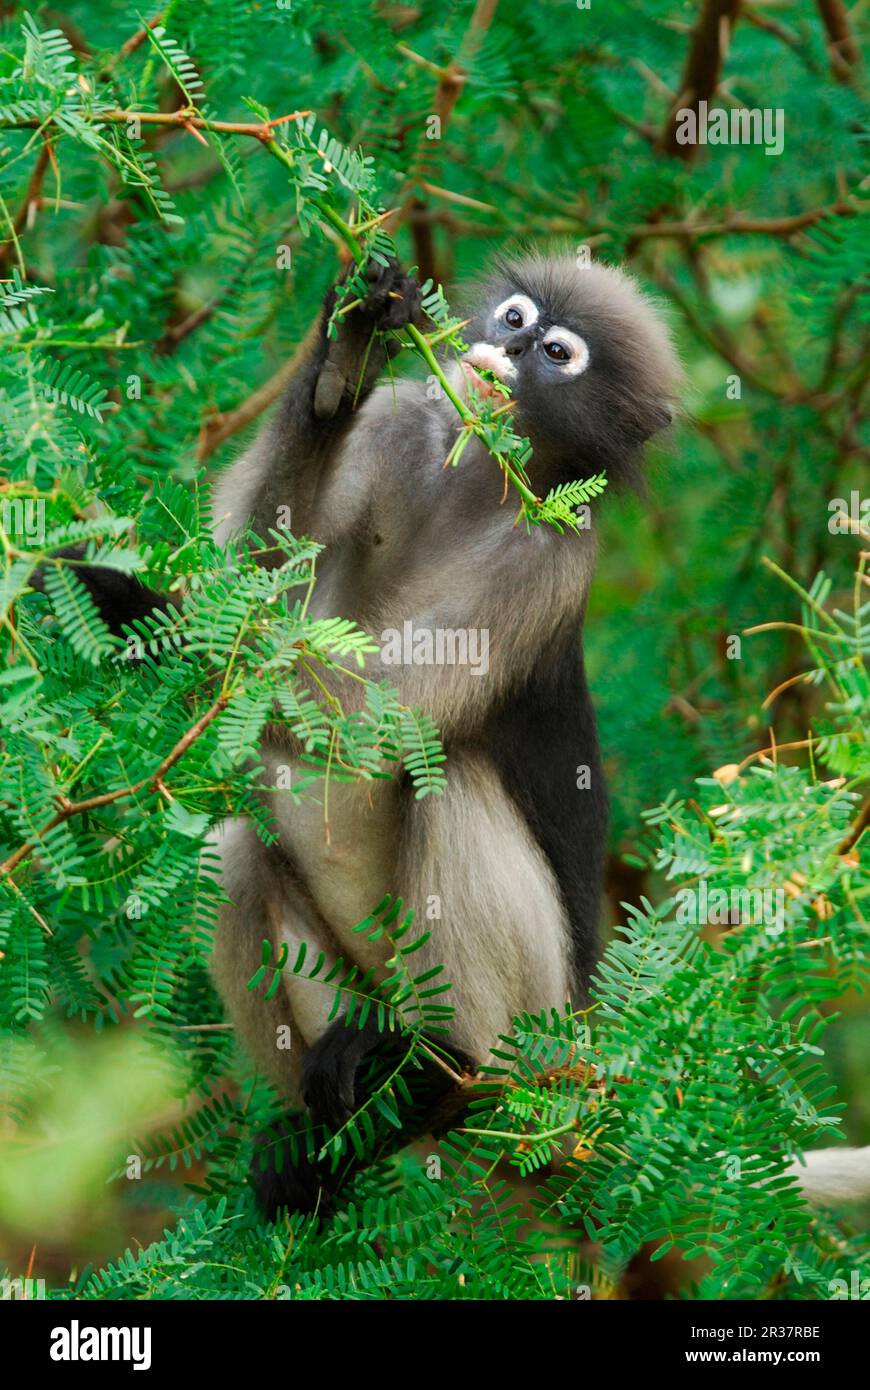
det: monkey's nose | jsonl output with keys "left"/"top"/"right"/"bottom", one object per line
{"left": 503, "top": 332, "right": 534, "bottom": 358}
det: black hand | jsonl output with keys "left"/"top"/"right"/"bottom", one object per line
{"left": 355, "top": 257, "right": 422, "bottom": 333}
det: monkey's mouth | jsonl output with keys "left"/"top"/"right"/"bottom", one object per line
{"left": 460, "top": 361, "right": 501, "bottom": 399}
{"left": 460, "top": 342, "right": 517, "bottom": 401}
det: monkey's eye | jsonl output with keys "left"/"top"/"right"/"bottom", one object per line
{"left": 543, "top": 340, "right": 570, "bottom": 362}
{"left": 493, "top": 294, "right": 538, "bottom": 332}
{"left": 542, "top": 327, "right": 590, "bottom": 377}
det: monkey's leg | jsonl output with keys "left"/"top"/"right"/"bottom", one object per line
{"left": 391, "top": 751, "right": 573, "bottom": 1068}
{"left": 300, "top": 1013, "right": 390, "bottom": 1133}
{"left": 211, "top": 821, "right": 303, "bottom": 1100}
{"left": 209, "top": 820, "right": 357, "bottom": 1215}
{"left": 252, "top": 1016, "right": 474, "bottom": 1218}
{"left": 251, "top": 1024, "right": 407, "bottom": 1220}
{"left": 301, "top": 1012, "right": 475, "bottom": 1134}
{"left": 248, "top": 1110, "right": 334, "bottom": 1221}
{"left": 297, "top": 753, "right": 568, "bottom": 1137}
{"left": 209, "top": 819, "right": 447, "bottom": 1217}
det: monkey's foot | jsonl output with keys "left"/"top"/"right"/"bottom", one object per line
{"left": 301, "top": 1014, "right": 387, "bottom": 1133}
{"left": 250, "top": 1113, "right": 335, "bottom": 1220}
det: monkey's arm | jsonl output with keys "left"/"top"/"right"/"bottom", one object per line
{"left": 32, "top": 260, "right": 422, "bottom": 634}
{"left": 233, "top": 259, "right": 422, "bottom": 542}
{"left": 311, "top": 260, "right": 422, "bottom": 421}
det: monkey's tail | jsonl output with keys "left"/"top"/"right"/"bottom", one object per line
{"left": 786, "top": 1146, "right": 870, "bottom": 1204}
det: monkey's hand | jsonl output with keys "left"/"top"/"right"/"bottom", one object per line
{"left": 301, "top": 1014, "right": 391, "bottom": 1133}
{"left": 355, "top": 256, "right": 423, "bottom": 333}
{"left": 314, "top": 258, "right": 422, "bottom": 419}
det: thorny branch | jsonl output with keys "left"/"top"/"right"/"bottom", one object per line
{"left": 1, "top": 106, "right": 313, "bottom": 140}
{"left": 661, "top": 0, "right": 743, "bottom": 157}
{"left": 198, "top": 0, "right": 503, "bottom": 458}
{"left": 0, "top": 692, "right": 230, "bottom": 882}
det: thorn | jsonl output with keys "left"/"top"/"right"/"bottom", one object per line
{"left": 183, "top": 121, "right": 209, "bottom": 148}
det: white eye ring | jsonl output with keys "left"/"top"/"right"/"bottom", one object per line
{"left": 493, "top": 294, "right": 539, "bottom": 330}
{"left": 542, "top": 327, "right": 590, "bottom": 376}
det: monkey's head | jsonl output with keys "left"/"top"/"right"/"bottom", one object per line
{"left": 459, "top": 253, "right": 681, "bottom": 487}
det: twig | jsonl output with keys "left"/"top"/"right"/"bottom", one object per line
{"left": 197, "top": 324, "right": 318, "bottom": 461}
{"left": 0, "top": 693, "right": 230, "bottom": 879}
{"left": 156, "top": 259, "right": 254, "bottom": 355}
{"left": 743, "top": 6, "right": 802, "bottom": 53}
{"left": 622, "top": 199, "right": 857, "bottom": 242}
{"left": 650, "top": 264, "right": 785, "bottom": 399}
{"left": 735, "top": 737, "right": 818, "bottom": 774}
{"left": 1, "top": 107, "right": 312, "bottom": 140}
{"left": 0, "top": 136, "right": 52, "bottom": 273}
{"left": 838, "top": 796, "right": 870, "bottom": 854}
{"left": 815, "top": 0, "right": 862, "bottom": 83}
{"left": 175, "top": 1022, "right": 236, "bottom": 1031}
{"left": 423, "top": 1059, "right": 597, "bottom": 1137}
{"left": 119, "top": 14, "right": 164, "bottom": 61}
{"left": 661, "top": 0, "right": 742, "bottom": 158}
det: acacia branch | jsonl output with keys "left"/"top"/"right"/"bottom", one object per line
{"left": 838, "top": 796, "right": 870, "bottom": 855}
{"left": 661, "top": 0, "right": 743, "bottom": 158}
{"left": 623, "top": 199, "right": 858, "bottom": 242}
{"left": 119, "top": 14, "right": 164, "bottom": 59}
{"left": 196, "top": 1, "right": 502, "bottom": 460}
{"left": 0, "top": 135, "right": 52, "bottom": 273}
{"left": 422, "top": 1059, "right": 598, "bottom": 1140}
{"left": 0, "top": 692, "right": 230, "bottom": 879}
{"left": 1, "top": 107, "right": 312, "bottom": 140}
{"left": 816, "top": 0, "right": 862, "bottom": 82}
{"left": 0, "top": 105, "right": 310, "bottom": 273}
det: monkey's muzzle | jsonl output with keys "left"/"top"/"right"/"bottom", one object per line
{"left": 460, "top": 342, "right": 517, "bottom": 400}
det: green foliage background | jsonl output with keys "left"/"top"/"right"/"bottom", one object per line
{"left": 0, "top": 0, "right": 867, "bottom": 1300}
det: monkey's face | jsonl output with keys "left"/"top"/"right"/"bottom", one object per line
{"left": 459, "top": 255, "right": 681, "bottom": 485}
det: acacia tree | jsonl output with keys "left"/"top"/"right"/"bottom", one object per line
{"left": 0, "top": 1, "right": 867, "bottom": 1300}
